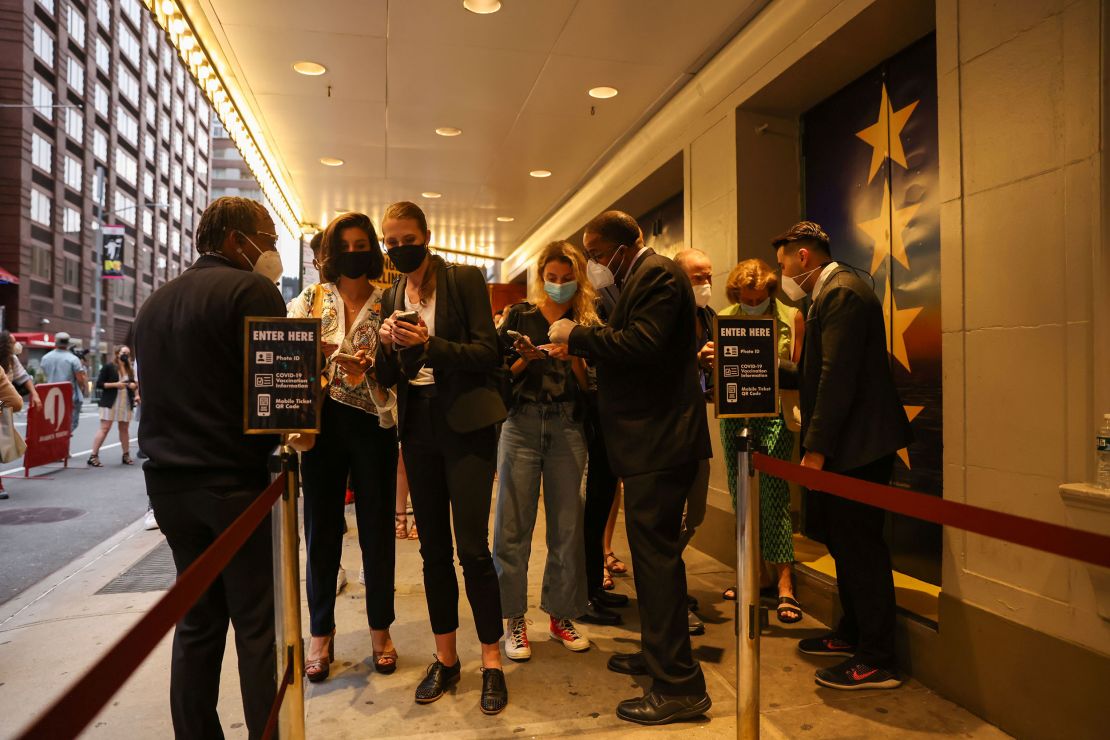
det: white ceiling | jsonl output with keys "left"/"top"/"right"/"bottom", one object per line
{"left": 199, "top": 0, "right": 764, "bottom": 257}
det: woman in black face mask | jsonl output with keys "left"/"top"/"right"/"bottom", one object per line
{"left": 88, "top": 344, "right": 138, "bottom": 467}
{"left": 376, "top": 201, "right": 510, "bottom": 715}
{"left": 287, "top": 212, "right": 400, "bottom": 682}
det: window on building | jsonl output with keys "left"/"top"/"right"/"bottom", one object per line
{"left": 143, "top": 172, "right": 154, "bottom": 198}
{"left": 117, "top": 108, "right": 138, "bottom": 145}
{"left": 196, "top": 158, "right": 208, "bottom": 180}
{"left": 63, "top": 258, "right": 81, "bottom": 288}
{"left": 145, "top": 96, "right": 156, "bottom": 126}
{"left": 32, "top": 246, "right": 53, "bottom": 280}
{"left": 118, "top": 22, "right": 140, "bottom": 66}
{"left": 93, "top": 82, "right": 108, "bottom": 117}
{"left": 31, "top": 133, "right": 52, "bottom": 172}
{"left": 92, "top": 167, "right": 106, "bottom": 204}
{"left": 95, "top": 37, "right": 110, "bottom": 73}
{"left": 146, "top": 17, "right": 160, "bottom": 47}
{"left": 142, "top": 209, "right": 153, "bottom": 235}
{"left": 171, "top": 162, "right": 181, "bottom": 186}
{"left": 64, "top": 106, "right": 83, "bottom": 141}
{"left": 66, "top": 3, "right": 86, "bottom": 48}
{"left": 174, "top": 63, "right": 184, "bottom": 91}
{"left": 63, "top": 207, "right": 81, "bottom": 233}
{"left": 157, "top": 221, "right": 167, "bottom": 245}
{"left": 171, "top": 196, "right": 181, "bottom": 221}
{"left": 173, "top": 98, "right": 183, "bottom": 124}
{"left": 119, "top": 67, "right": 139, "bottom": 104}
{"left": 33, "top": 22, "right": 55, "bottom": 65}
{"left": 197, "top": 131, "right": 208, "bottom": 155}
{"left": 66, "top": 55, "right": 84, "bottom": 93}
{"left": 171, "top": 230, "right": 180, "bottom": 254}
{"left": 120, "top": 0, "right": 140, "bottom": 26}
{"left": 143, "top": 135, "right": 154, "bottom": 161}
{"left": 92, "top": 128, "right": 107, "bottom": 161}
{"left": 172, "top": 131, "right": 182, "bottom": 156}
{"left": 63, "top": 155, "right": 82, "bottom": 190}
{"left": 114, "top": 190, "right": 135, "bottom": 225}
{"left": 115, "top": 149, "right": 137, "bottom": 184}
{"left": 36, "top": 0, "right": 55, "bottom": 15}
{"left": 161, "top": 46, "right": 173, "bottom": 71}
{"left": 32, "top": 78, "right": 53, "bottom": 119}
{"left": 158, "top": 149, "right": 168, "bottom": 174}
{"left": 30, "top": 189, "right": 52, "bottom": 227}
{"left": 96, "top": 0, "right": 110, "bottom": 29}
{"left": 160, "top": 115, "right": 170, "bottom": 141}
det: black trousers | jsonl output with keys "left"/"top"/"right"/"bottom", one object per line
{"left": 301, "top": 397, "right": 398, "bottom": 636}
{"left": 150, "top": 485, "right": 276, "bottom": 740}
{"left": 622, "top": 460, "right": 706, "bottom": 696}
{"left": 582, "top": 422, "right": 618, "bottom": 596}
{"left": 401, "top": 392, "right": 503, "bottom": 644}
{"left": 819, "top": 454, "right": 898, "bottom": 669}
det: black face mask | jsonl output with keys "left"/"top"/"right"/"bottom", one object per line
{"left": 388, "top": 243, "right": 428, "bottom": 274}
{"left": 336, "top": 250, "right": 375, "bottom": 279}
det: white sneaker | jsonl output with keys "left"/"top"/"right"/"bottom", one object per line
{"left": 549, "top": 617, "right": 590, "bottom": 652}
{"left": 143, "top": 508, "right": 159, "bottom": 530}
{"left": 358, "top": 567, "right": 365, "bottom": 585}
{"left": 504, "top": 616, "right": 531, "bottom": 661}
{"left": 336, "top": 567, "right": 348, "bottom": 595}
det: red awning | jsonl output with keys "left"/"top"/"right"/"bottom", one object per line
{"left": 11, "top": 332, "right": 55, "bottom": 349}
{"left": 0, "top": 265, "right": 18, "bottom": 284}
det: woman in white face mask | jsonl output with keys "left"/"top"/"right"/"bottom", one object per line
{"left": 717, "top": 258, "right": 806, "bottom": 624}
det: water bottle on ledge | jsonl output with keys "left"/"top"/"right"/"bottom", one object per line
{"left": 1098, "top": 414, "right": 1110, "bottom": 490}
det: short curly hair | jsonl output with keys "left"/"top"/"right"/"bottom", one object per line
{"left": 725, "top": 258, "right": 778, "bottom": 304}
{"left": 195, "top": 196, "right": 270, "bottom": 254}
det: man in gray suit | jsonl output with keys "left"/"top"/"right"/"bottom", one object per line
{"left": 775, "top": 221, "right": 912, "bottom": 691}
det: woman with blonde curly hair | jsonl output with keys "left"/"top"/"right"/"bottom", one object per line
{"left": 493, "top": 240, "right": 597, "bottom": 662}
{"left": 719, "top": 258, "right": 805, "bottom": 623}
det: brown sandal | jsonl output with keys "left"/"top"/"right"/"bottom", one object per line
{"left": 407, "top": 521, "right": 418, "bottom": 540}
{"left": 602, "top": 566, "right": 614, "bottom": 590}
{"left": 305, "top": 631, "right": 335, "bottom": 683}
{"left": 87, "top": 454, "right": 102, "bottom": 468}
{"left": 604, "top": 551, "right": 627, "bottom": 574}
{"left": 395, "top": 512, "right": 408, "bottom": 540}
{"left": 121, "top": 453, "right": 134, "bottom": 465}
{"left": 371, "top": 630, "right": 398, "bottom": 674}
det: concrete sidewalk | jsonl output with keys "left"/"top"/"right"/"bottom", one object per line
{"left": 0, "top": 497, "right": 1009, "bottom": 739}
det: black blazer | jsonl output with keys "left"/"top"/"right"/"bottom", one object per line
{"left": 568, "top": 249, "right": 712, "bottom": 477}
{"left": 376, "top": 261, "right": 507, "bottom": 435}
{"left": 794, "top": 266, "right": 912, "bottom": 472}
{"left": 95, "top": 362, "right": 136, "bottom": 410}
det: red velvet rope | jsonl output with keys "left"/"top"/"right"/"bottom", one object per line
{"left": 17, "top": 473, "right": 288, "bottom": 740}
{"left": 262, "top": 657, "right": 295, "bottom": 740}
{"left": 753, "top": 453, "right": 1110, "bottom": 569}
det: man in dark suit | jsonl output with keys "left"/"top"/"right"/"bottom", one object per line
{"left": 549, "top": 211, "right": 712, "bottom": 725}
{"left": 774, "top": 221, "right": 913, "bottom": 691}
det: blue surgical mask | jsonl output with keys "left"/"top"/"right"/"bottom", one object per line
{"left": 740, "top": 298, "right": 770, "bottom": 315}
{"left": 544, "top": 280, "right": 578, "bottom": 304}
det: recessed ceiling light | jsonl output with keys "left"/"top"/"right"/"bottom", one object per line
{"left": 421, "top": 191, "right": 442, "bottom": 199}
{"left": 293, "top": 61, "right": 327, "bottom": 76}
{"left": 529, "top": 169, "right": 552, "bottom": 178}
{"left": 463, "top": 0, "right": 501, "bottom": 14}
{"left": 588, "top": 86, "right": 619, "bottom": 99}
{"left": 319, "top": 157, "right": 344, "bottom": 166}
{"left": 435, "top": 126, "right": 463, "bottom": 137}
{"left": 496, "top": 216, "right": 514, "bottom": 222}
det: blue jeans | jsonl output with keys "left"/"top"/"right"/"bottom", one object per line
{"left": 493, "top": 402, "right": 588, "bottom": 620}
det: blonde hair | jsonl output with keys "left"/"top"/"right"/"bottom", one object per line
{"left": 725, "top": 258, "right": 778, "bottom": 304}
{"left": 529, "top": 241, "right": 600, "bottom": 326}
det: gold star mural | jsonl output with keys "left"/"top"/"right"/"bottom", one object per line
{"left": 855, "top": 83, "right": 919, "bottom": 183}
{"left": 856, "top": 187, "right": 921, "bottom": 274}
{"left": 897, "top": 406, "right": 925, "bottom": 468}
{"left": 881, "top": 275, "right": 923, "bottom": 373}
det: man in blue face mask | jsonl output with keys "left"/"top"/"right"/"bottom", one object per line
{"left": 549, "top": 211, "right": 713, "bottom": 726}
{"left": 774, "top": 220, "right": 912, "bottom": 691}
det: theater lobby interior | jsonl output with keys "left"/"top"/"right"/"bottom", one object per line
{"left": 2, "top": 0, "right": 1107, "bottom": 738}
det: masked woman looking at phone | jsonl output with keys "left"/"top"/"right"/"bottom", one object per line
{"left": 375, "top": 201, "right": 509, "bottom": 715}
{"left": 493, "top": 241, "right": 596, "bottom": 662}
{"left": 287, "top": 211, "right": 399, "bottom": 683}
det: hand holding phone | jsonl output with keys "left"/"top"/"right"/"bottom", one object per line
{"left": 395, "top": 310, "right": 420, "bottom": 325}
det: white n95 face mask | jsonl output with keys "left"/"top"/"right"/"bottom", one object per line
{"left": 586, "top": 259, "right": 615, "bottom": 291}
{"left": 692, "top": 283, "right": 712, "bottom": 308}
{"left": 240, "top": 234, "right": 284, "bottom": 283}
{"left": 780, "top": 265, "right": 820, "bottom": 301}
{"left": 740, "top": 297, "right": 770, "bottom": 315}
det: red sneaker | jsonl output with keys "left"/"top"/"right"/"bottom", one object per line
{"left": 549, "top": 617, "right": 590, "bottom": 652}
{"left": 345, "top": 488, "right": 355, "bottom": 505}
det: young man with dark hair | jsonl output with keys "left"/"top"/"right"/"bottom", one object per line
{"left": 134, "top": 196, "right": 286, "bottom": 738}
{"left": 774, "top": 220, "right": 912, "bottom": 690}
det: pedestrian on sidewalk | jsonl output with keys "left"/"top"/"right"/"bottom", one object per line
{"left": 287, "top": 212, "right": 400, "bottom": 683}
{"left": 134, "top": 196, "right": 286, "bottom": 739}
{"left": 0, "top": 330, "right": 42, "bottom": 413}
{"left": 493, "top": 241, "right": 596, "bottom": 662}
{"left": 39, "top": 332, "right": 86, "bottom": 433}
{"left": 376, "top": 201, "right": 510, "bottom": 715}
{"left": 88, "top": 345, "right": 137, "bottom": 467}
{"left": 0, "top": 363, "right": 25, "bottom": 500}
{"left": 774, "top": 221, "right": 912, "bottom": 691}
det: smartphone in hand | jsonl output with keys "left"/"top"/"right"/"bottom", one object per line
{"left": 395, "top": 310, "right": 420, "bottom": 325}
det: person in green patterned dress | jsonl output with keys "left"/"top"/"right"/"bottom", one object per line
{"left": 717, "top": 259, "right": 806, "bottom": 623}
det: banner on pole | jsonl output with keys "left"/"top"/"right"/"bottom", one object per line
{"left": 101, "top": 226, "right": 125, "bottom": 279}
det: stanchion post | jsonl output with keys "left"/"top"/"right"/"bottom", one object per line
{"left": 736, "top": 427, "right": 760, "bottom": 740}
{"left": 278, "top": 452, "right": 305, "bottom": 739}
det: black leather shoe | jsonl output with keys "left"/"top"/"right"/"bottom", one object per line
{"left": 687, "top": 593, "right": 699, "bottom": 612}
{"left": 607, "top": 651, "right": 649, "bottom": 676}
{"left": 578, "top": 600, "right": 622, "bottom": 626}
{"left": 415, "top": 656, "right": 461, "bottom": 704}
{"left": 592, "top": 589, "right": 629, "bottom": 608}
{"left": 687, "top": 609, "right": 705, "bottom": 636}
{"left": 616, "top": 691, "right": 712, "bottom": 725}
{"left": 480, "top": 667, "right": 508, "bottom": 714}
